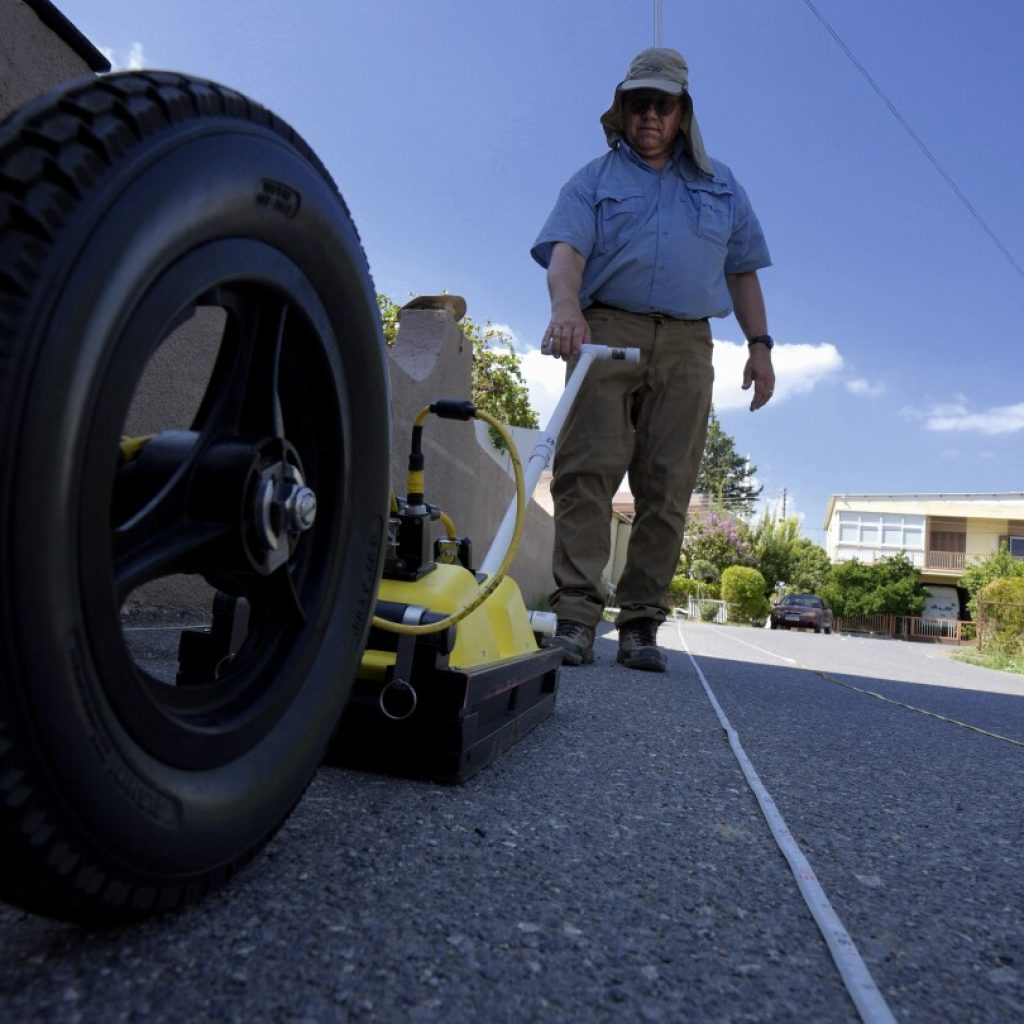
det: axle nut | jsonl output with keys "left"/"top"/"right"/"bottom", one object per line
{"left": 285, "top": 485, "right": 317, "bottom": 532}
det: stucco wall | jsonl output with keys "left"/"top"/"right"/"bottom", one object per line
{"left": 0, "top": 0, "right": 103, "bottom": 119}
{"left": 388, "top": 308, "right": 555, "bottom": 607}
{"left": 965, "top": 520, "right": 1012, "bottom": 559}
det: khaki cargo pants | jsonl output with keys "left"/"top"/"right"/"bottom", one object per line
{"left": 551, "top": 306, "right": 714, "bottom": 629}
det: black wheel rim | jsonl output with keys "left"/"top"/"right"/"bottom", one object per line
{"left": 79, "top": 239, "right": 352, "bottom": 770}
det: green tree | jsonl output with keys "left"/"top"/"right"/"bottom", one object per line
{"left": 470, "top": 322, "right": 539, "bottom": 443}
{"left": 377, "top": 293, "right": 402, "bottom": 341}
{"left": 821, "top": 553, "right": 926, "bottom": 618}
{"left": 960, "top": 544, "right": 1024, "bottom": 619}
{"left": 788, "top": 538, "right": 833, "bottom": 594}
{"left": 721, "top": 566, "right": 770, "bottom": 622}
{"left": 748, "top": 514, "right": 800, "bottom": 594}
{"left": 695, "top": 408, "right": 762, "bottom": 515}
{"left": 378, "top": 293, "right": 539, "bottom": 448}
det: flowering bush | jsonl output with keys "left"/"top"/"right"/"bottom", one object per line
{"left": 679, "top": 512, "right": 753, "bottom": 583}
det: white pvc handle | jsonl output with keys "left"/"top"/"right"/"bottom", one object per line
{"left": 478, "top": 344, "right": 639, "bottom": 576}
{"left": 528, "top": 611, "right": 557, "bottom": 636}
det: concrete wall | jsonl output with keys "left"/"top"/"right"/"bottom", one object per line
{"left": 388, "top": 307, "right": 555, "bottom": 607}
{"left": 0, "top": 0, "right": 108, "bottom": 119}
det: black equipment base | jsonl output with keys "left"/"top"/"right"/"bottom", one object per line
{"left": 327, "top": 646, "right": 562, "bottom": 784}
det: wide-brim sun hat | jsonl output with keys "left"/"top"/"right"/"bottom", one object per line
{"left": 599, "top": 46, "right": 713, "bottom": 175}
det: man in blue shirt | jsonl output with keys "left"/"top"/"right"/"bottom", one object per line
{"left": 532, "top": 47, "right": 775, "bottom": 671}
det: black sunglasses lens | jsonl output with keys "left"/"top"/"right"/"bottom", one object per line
{"left": 625, "top": 94, "right": 677, "bottom": 116}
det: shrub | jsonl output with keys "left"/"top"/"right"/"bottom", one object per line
{"left": 978, "top": 577, "right": 1024, "bottom": 655}
{"left": 721, "top": 566, "right": 770, "bottom": 623}
{"left": 699, "top": 601, "right": 721, "bottom": 622}
{"left": 962, "top": 546, "right": 1024, "bottom": 619}
{"left": 820, "top": 553, "right": 925, "bottom": 618}
{"left": 667, "top": 574, "right": 700, "bottom": 606}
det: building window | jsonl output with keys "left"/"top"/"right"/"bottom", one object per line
{"left": 930, "top": 531, "right": 966, "bottom": 553}
{"left": 835, "top": 512, "right": 926, "bottom": 565}
{"left": 883, "top": 523, "right": 904, "bottom": 546}
{"left": 836, "top": 512, "right": 925, "bottom": 555}
{"left": 1011, "top": 536, "right": 1024, "bottom": 559}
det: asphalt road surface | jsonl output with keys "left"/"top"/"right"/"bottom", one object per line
{"left": 2, "top": 620, "right": 1022, "bottom": 1023}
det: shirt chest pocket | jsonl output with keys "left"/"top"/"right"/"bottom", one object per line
{"left": 595, "top": 187, "right": 645, "bottom": 254}
{"left": 687, "top": 181, "right": 734, "bottom": 247}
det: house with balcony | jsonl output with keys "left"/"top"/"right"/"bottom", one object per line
{"left": 823, "top": 492, "right": 1024, "bottom": 593}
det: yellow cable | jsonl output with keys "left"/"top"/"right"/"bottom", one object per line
{"left": 119, "top": 434, "right": 155, "bottom": 461}
{"left": 405, "top": 406, "right": 433, "bottom": 497}
{"left": 438, "top": 510, "right": 458, "bottom": 540}
{"left": 371, "top": 408, "right": 525, "bottom": 636}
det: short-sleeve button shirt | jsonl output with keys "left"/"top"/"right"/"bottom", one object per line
{"left": 531, "top": 141, "right": 771, "bottom": 320}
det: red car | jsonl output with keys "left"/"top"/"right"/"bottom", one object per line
{"left": 770, "top": 593, "right": 834, "bottom": 633}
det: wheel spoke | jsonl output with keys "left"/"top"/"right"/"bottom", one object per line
{"left": 191, "top": 290, "right": 288, "bottom": 439}
{"left": 236, "top": 565, "right": 308, "bottom": 630}
{"left": 113, "top": 458, "right": 232, "bottom": 600}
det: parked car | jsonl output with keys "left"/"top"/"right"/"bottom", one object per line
{"left": 770, "top": 593, "right": 834, "bottom": 633}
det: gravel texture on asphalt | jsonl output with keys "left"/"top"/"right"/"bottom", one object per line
{"left": 2, "top": 620, "right": 1021, "bottom": 1022}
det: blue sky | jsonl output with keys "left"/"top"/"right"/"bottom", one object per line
{"left": 58, "top": 0, "right": 1024, "bottom": 542}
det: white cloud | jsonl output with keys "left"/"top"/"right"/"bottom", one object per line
{"left": 712, "top": 339, "right": 843, "bottom": 411}
{"left": 520, "top": 347, "right": 566, "bottom": 427}
{"left": 758, "top": 491, "right": 805, "bottom": 525}
{"left": 518, "top": 338, "right": 844, "bottom": 426}
{"left": 846, "top": 378, "right": 886, "bottom": 397}
{"left": 903, "top": 399, "right": 1024, "bottom": 435}
{"left": 100, "top": 42, "right": 146, "bottom": 71}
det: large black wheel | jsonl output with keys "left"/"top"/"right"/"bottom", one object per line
{"left": 0, "top": 72, "right": 390, "bottom": 922}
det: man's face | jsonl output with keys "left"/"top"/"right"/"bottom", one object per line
{"left": 620, "top": 89, "right": 685, "bottom": 164}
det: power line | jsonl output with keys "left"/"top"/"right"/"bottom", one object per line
{"left": 801, "top": 0, "right": 1024, "bottom": 282}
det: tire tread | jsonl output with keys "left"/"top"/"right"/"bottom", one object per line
{"left": 0, "top": 70, "right": 363, "bottom": 924}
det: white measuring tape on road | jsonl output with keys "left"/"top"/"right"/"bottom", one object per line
{"left": 675, "top": 621, "right": 898, "bottom": 1024}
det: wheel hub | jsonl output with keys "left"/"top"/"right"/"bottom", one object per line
{"left": 252, "top": 458, "right": 317, "bottom": 573}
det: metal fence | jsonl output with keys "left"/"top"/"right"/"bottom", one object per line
{"left": 682, "top": 597, "right": 729, "bottom": 624}
{"left": 832, "top": 613, "right": 895, "bottom": 637}
{"left": 833, "top": 614, "right": 973, "bottom": 645}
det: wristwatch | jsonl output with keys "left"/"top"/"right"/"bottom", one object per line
{"left": 748, "top": 334, "right": 774, "bottom": 350}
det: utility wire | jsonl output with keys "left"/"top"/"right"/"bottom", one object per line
{"left": 801, "top": 0, "right": 1024, "bottom": 281}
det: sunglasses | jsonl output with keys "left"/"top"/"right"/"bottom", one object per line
{"left": 622, "top": 92, "right": 682, "bottom": 116}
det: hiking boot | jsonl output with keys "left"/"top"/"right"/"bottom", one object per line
{"left": 616, "top": 619, "right": 667, "bottom": 672}
{"left": 547, "top": 619, "right": 595, "bottom": 666}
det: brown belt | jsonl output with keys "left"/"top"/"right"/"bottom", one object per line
{"left": 587, "top": 301, "right": 704, "bottom": 323}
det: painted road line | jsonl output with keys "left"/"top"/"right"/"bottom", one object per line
{"left": 693, "top": 624, "right": 1024, "bottom": 750}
